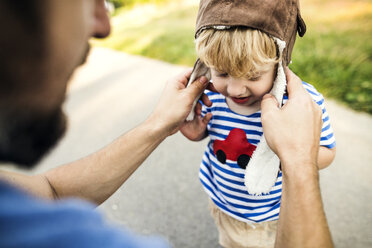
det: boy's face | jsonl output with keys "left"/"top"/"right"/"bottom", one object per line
{"left": 210, "top": 64, "right": 276, "bottom": 107}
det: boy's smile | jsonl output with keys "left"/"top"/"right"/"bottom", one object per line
{"left": 230, "top": 96, "right": 251, "bottom": 104}
{"left": 210, "top": 64, "right": 276, "bottom": 114}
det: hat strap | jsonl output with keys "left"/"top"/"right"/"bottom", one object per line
{"left": 244, "top": 38, "right": 286, "bottom": 195}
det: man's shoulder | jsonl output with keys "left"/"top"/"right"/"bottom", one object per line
{"left": 0, "top": 179, "right": 97, "bottom": 219}
{"left": 0, "top": 180, "right": 169, "bottom": 248}
{"left": 0, "top": 180, "right": 101, "bottom": 247}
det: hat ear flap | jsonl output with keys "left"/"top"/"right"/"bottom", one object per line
{"left": 297, "top": 8, "right": 306, "bottom": 37}
{"left": 187, "top": 58, "right": 211, "bottom": 87}
{"left": 186, "top": 59, "right": 211, "bottom": 121}
{"left": 270, "top": 38, "right": 287, "bottom": 107}
{"left": 244, "top": 38, "right": 287, "bottom": 195}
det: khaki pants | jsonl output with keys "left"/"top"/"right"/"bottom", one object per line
{"left": 209, "top": 200, "right": 277, "bottom": 248}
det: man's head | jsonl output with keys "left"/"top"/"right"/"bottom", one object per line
{"left": 195, "top": 27, "right": 279, "bottom": 107}
{"left": 0, "top": 0, "right": 110, "bottom": 168}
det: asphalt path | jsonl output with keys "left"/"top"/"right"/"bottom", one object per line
{"left": 33, "top": 47, "right": 372, "bottom": 248}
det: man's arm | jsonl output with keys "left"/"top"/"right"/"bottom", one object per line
{"left": 261, "top": 67, "right": 333, "bottom": 248}
{"left": 0, "top": 70, "right": 209, "bottom": 204}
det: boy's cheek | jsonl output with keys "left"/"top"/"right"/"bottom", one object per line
{"left": 213, "top": 85, "right": 225, "bottom": 95}
{"left": 210, "top": 79, "right": 226, "bottom": 94}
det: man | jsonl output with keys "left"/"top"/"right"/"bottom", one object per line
{"left": 0, "top": 0, "right": 333, "bottom": 247}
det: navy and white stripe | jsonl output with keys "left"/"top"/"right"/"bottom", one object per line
{"left": 199, "top": 81, "right": 336, "bottom": 223}
{"left": 295, "top": 82, "right": 336, "bottom": 148}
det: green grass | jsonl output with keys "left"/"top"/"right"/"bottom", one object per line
{"left": 290, "top": 0, "right": 372, "bottom": 113}
{"left": 95, "top": 0, "right": 372, "bottom": 114}
{"left": 95, "top": 1, "right": 198, "bottom": 65}
{"left": 108, "top": 0, "right": 171, "bottom": 9}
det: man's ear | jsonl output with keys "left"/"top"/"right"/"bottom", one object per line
{"left": 187, "top": 58, "right": 211, "bottom": 86}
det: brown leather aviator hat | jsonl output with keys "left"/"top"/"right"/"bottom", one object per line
{"left": 187, "top": 0, "right": 307, "bottom": 195}
{"left": 195, "top": 0, "right": 306, "bottom": 65}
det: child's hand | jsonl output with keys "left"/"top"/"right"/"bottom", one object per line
{"left": 180, "top": 101, "right": 212, "bottom": 141}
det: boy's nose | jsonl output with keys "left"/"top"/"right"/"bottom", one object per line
{"left": 227, "top": 80, "right": 246, "bottom": 97}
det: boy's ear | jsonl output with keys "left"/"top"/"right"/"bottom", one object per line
{"left": 187, "top": 58, "right": 211, "bottom": 87}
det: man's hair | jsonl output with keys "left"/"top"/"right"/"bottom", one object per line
{"left": 195, "top": 28, "right": 280, "bottom": 78}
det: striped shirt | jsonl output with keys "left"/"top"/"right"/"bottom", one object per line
{"left": 200, "top": 81, "right": 336, "bottom": 223}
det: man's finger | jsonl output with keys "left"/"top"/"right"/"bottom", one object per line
{"left": 176, "top": 68, "right": 193, "bottom": 86}
{"left": 285, "top": 67, "right": 306, "bottom": 97}
{"left": 186, "top": 76, "right": 208, "bottom": 97}
{"left": 261, "top": 94, "right": 279, "bottom": 113}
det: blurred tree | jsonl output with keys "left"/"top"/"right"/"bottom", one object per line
{"left": 108, "top": 0, "right": 125, "bottom": 8}
{"left": 108, "top": 0, "right": 171, "bottom": 9}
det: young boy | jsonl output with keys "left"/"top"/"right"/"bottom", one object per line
{"left": 181, "top": 1, "right": 336, "bottom": 247}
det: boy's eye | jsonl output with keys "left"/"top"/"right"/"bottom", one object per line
{"left": 249, "top": 76, "right": 261, "bottom": 81}
{"left": 217, "top": 72, "right": 229, "bottom": 78}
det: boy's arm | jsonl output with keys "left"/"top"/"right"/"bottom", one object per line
{"left": 318, "top": 147, "right": 336, "bottom": 169}
{"left": 300, "top": 81, "right": 336, "bottom": 170}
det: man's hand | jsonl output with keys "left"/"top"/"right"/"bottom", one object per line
{"left": 260, "top": 67, "right": 323, "bottom": 173}
{"left": 149, "top": 69, "right": 210, "bottom": 136}
{"left": 262, "top": 68, "right": 334, "bottom": 248}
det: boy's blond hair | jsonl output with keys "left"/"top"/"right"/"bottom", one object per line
{"left": 195, "top": 28, "right": 280, "bottom": 79}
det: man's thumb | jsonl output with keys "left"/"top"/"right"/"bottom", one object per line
{"left": 261, "top": 94, "right": 279, "bottom": 113}
{"left": 187, "top": 76, "right": 208, "bottom": 96}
